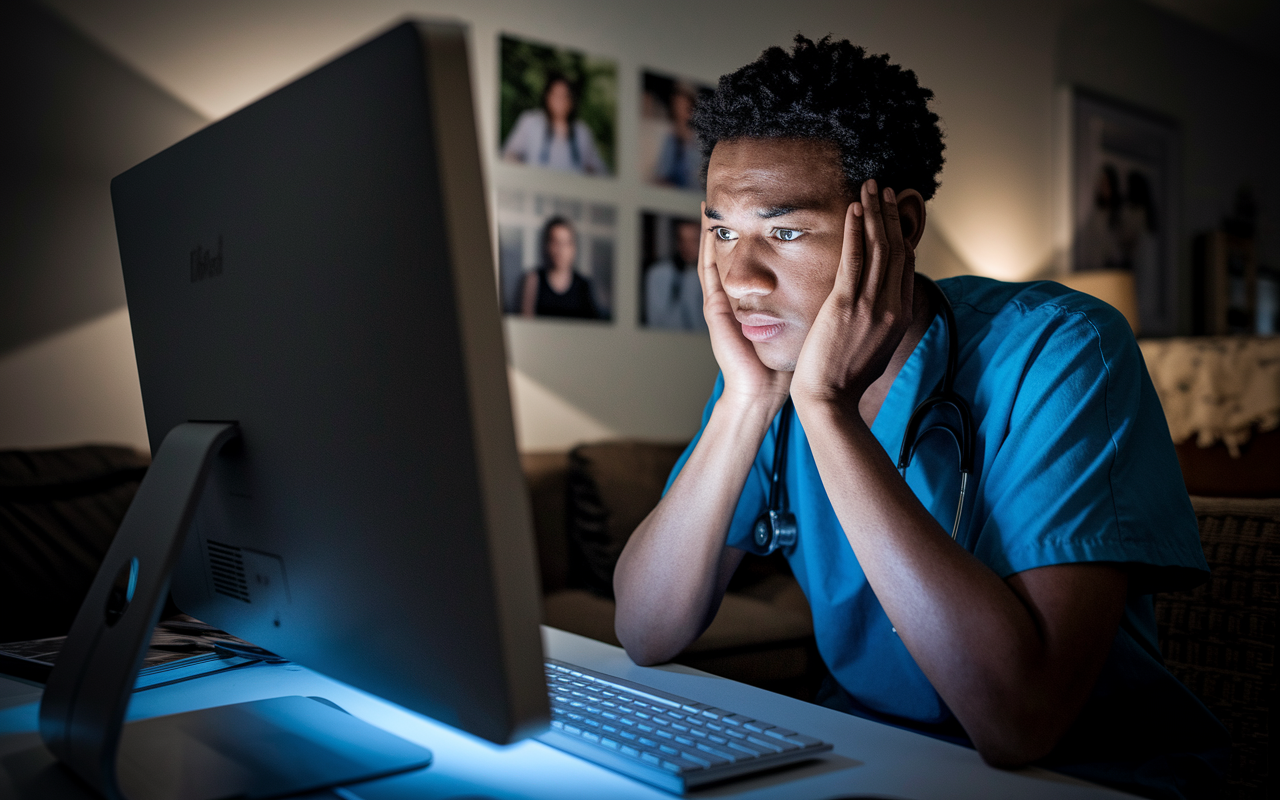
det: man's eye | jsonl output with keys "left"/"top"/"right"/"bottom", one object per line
{"left": 774, "top": 229, "right": 802, "bottom": 241}
{"left": 714, "top": 227, "right": 737, "bottom": 241}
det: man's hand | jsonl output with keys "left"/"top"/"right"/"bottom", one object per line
{"left": 791, "top": 180, "right": 916, "bottom": 412}
{"left": 699, "top": 202, "right": 792, "bottom": 414}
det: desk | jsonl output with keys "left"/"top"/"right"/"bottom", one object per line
{"left": 1, "top": 627, "right": 1134, "bottom": 799}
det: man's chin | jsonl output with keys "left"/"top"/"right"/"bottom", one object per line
{"left": 752, "top": 341, "right": 798, "bottom": 373}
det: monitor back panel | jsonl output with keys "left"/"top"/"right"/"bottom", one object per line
{"left": 112, "top": 21, "right": 547, "bottom": 744}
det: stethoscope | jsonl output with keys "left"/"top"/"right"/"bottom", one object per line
{"left": 752, "top": 277, "right": 976, "bottom": 554}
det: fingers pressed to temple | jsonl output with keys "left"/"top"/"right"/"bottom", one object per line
{"left": 861, "top": 179, "right": 888, "bottom": 296}
{"left": 882, "top": 186, "right": 906, "bottom": 303}
{"left": 839, "top": 201, "right": 865, "bottom": 301}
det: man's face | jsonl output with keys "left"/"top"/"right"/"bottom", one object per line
{"left": 704, "top": 138, "right": 851, "bottom": 371}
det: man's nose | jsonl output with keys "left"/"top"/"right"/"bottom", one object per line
{"left": 720, "top": 238, "right": 776, "bottom": 300}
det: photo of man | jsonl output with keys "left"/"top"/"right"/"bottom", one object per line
{"left": 640, "top": 71, "right": 712, "bottom": 191}
{"left": 640, "top": 212, "right": 706, "bottom": 331}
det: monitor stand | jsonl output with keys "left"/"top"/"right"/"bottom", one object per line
{"left": 37, "top": 422, "right": 433, "bottom": 800}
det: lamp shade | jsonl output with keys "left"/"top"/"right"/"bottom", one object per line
{"left": 1059, "top": 270, "right": 1140, "bottom": 334}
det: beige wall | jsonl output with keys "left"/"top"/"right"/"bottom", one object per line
{"left": 5, "top": 0, "right": 1275, "bottom": 453}
{"left": 0, "top": 308, "right": 148, "bottom": 451}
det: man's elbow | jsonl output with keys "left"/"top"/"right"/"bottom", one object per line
{"left": 620, "top": 639, "right": 669, "bottom": 668}
{"left": 975, "top": 739, "right": 1053, "bottom": 770}
{"left": 614, "top": 620, "right": 680, "bottom": 667}
{"left": 970, "top": 716, "right": 1065, "bottom": 769}
{"left": 613, "top": 599, "right": 695, "bottom": 667}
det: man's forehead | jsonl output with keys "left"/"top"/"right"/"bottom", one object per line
{"left": 705, "top": 138, "right": 848, "bottom": 218}
{"left": 704, "top": 181, "right": 842, "bottom": 221}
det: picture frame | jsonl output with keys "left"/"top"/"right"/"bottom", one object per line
{"left": 639, "top": 70, "right": 714, "bottom": 192}
{"left": 496, "top": 188, "right": 616, "bottom": 323}
{"left": 1068, "top": 88, "right": 1180, "bottom": 336}
{"left": 498, "top": 34, "right": 617, "bottom": 178}
{"left": 639, "top": 210, "right": 705, "bottom": 331}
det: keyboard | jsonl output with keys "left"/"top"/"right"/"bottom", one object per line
{"left": 539, "top": 659, "right": 832, "bottom": 794}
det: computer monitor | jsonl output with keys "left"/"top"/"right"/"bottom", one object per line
{"left": 38, "top": 19, "right": 548, "bottom": 800}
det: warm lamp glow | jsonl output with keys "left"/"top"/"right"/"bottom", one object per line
{"left": 1059, "top": 270, "right": 1140, "bottom": 334}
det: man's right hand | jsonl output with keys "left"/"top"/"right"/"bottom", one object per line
{"left": 699, "top": 202, "right": 792, "bottom": 414}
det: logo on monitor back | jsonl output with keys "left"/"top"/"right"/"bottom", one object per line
{"left": 190, "top": 236, "right": 223, "bottom": 282}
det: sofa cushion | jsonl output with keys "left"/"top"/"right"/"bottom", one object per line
{"left": 520, "top": 451, "right": 571, "bottom": 594}
{"left": 0, "top": 445, "right": 149, "bottom": 643}
{"left": 566, "top": 440, "right": 688, "bottom": 597}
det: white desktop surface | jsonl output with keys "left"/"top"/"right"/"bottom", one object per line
{"left": 0, "top": 626, "right": 1137, "bottom": 800}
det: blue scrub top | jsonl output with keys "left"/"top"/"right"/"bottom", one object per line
{"left": 666, "top": 277, "right": 1227, "bottom": 799}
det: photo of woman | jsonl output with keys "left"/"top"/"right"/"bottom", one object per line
{"left": 496, "top": 189, "right": 615, "bottom": 322}
{"left": 520, "top": 216, "right": 600, "bottom": 319}
{"left": 502, "top": 73, "right": 607, "bottom": 175}
{"left": 499, "top": 35, "right": 616, "bottom": 177}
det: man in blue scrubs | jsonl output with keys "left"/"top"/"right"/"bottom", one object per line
{"left": 612, "top": 36, "right": 1227, "bottom": 799}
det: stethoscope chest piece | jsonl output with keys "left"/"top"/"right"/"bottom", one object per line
{"left": 752, "top": 277, "right": 975, "bottom": 555}
{"left": 753, "top": 509, "right": 797, "bottom": 553}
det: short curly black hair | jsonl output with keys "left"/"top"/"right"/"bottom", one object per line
{"left": 692, "top": 35, "right": 945, "bottom": 200}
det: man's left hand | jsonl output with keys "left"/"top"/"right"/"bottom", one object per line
{"left": 791, "top": 178, "right": 916, "bottom": 412}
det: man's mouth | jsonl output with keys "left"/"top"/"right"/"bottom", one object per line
{"left": 737, "top": 312, "right": 786, "bottom": 343}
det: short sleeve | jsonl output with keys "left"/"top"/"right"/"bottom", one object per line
{"left": 972, "top": 300, "right": 1208, "bottom": 594}
{"left": 501, "top": 111, "right": 537, "bottom": 162}
{"left": 575, "top": 122, "right": 607, "bottom": 175}
{"left": 663, "top": 373, "right": 770, "bottom": 553}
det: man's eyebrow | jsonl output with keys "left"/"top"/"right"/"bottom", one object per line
{"left": 703, "top": 203, "right": 817, "bottom": 222}
{"left": 758, "top": 205, "right": 804, "bottom": 219}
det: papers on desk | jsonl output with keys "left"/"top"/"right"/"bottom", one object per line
{"left": 0, "top": 649, "right": 272, "bottom": 692}
{"left": 132, "top": 652, "right": 262, "bottom": 691}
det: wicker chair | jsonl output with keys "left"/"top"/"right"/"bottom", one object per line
{"left": 1155, "top": 497, "right": 1280, "bottom": 799}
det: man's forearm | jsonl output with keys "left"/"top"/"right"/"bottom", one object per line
{"left": 796, "top": 399, "right": 1125, "bottom": 765}
{"left": 613, "top": 396, "right": 779, "bottom": 665}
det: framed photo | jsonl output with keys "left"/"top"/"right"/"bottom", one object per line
{"left": 1070, "top": 89, "right": 1179, "bottom": 336}
{"left": 640, "top": 71, "right": 714, "bottom": 191}
{"left": 499, "top": 34, "right": 617, "bottom": 177}
{"left": 496, "top": 189, "right": 615, "bottom": 322}
{"left": 640, "top": 211, "right": 705, "bottom": 331}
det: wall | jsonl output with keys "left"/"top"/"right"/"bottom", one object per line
{"left": 0, "top": 0, "right": 205, "bottom": 450}
{"left": 5, "top": 0, "right": 1276, "bottom": 453}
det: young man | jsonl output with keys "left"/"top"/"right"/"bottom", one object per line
{"left": 612, "top": 36, "right": 1227, "bottom": 800}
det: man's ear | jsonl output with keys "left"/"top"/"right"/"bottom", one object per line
{"left": 896, "top": 189, "right": 926, "bottom": 249}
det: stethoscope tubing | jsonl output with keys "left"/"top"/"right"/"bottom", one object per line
{"left": 758, "top": 277, "right": 975, "bottom": 553}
